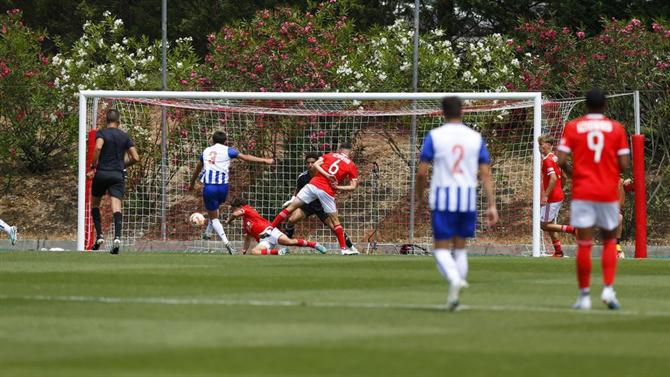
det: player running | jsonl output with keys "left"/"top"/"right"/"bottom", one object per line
{"left": 538, "top": 135, "right": 575, "bottom": 258}
{"left": 227, "top": 197, "right": 327, "bottom": 255}
{"left": 271, "top": 142, "right": 359, "bottom": 255}
{"left": 189, "top": 131, "right": 273, "bottom": 254}
{"left": 88, "top": 109, "right": 140, "bottom": 254}
{"left": 416, "top": 96, "right": 498, "bottom": 311}
{"left": 0, "top": 218, "right": 17, "bottom": 245}
{"left": 557, "top": 88, "right": 630, "bottom": 310}
{"left": 281, "top": 153, "right": 357, "bottom": 252}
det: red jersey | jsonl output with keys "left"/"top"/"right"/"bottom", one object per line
{"left": 541, "top": 152, "right": 564, "bottom": 203}
{"left": 310, "top": 152, "right": 358, "bottom": 197}
{"left": 240, "top": 205, "right": 272, "bottom": 241}
{"left": 557, "top": 114, "right": 630, "bottom": 202}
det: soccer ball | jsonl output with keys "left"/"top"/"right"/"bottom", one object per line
{"left": 189, "top": 212, "right": 206, "bottom": 227}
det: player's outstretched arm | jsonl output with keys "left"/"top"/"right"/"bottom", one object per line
{"left": 479, "top": 163, "right": 498, "bottom": 227}
{"left": 238, "top": 153, "right": 274, "bottom": 165}
{"left": 188, "top": 160, "right": 204, "bottom": 191}
{"left": 415, "top": 161, "right": 430, "bottom": 207}
{"left": 226, "top": 208, "right": 245, "bottom": 224}
{"left": 124, "top": 146, "right": 140, "bottom": 168}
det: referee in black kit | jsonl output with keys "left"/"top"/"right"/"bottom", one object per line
{"left": 87, "top": 109, "right": 140, "bottom": 254}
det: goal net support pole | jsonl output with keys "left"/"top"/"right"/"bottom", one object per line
{"left": 632, "top": 91, "right": 647, "bottom": 258}
{"left": 76, "top": 91, "right": 543, "bottom": 256}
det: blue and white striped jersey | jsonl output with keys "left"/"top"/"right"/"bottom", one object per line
{"left": 199, "top": 144, "right": 239, "bottom": 185}
{"left": 420, "top": 123, "right": 490, "bottom": 212}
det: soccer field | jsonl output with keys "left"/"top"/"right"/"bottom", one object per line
{"left": 0, "top": 252, "right": 668, "bottom": 377}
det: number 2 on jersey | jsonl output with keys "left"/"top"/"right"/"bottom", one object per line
{"left": 451, "top": 145, "right": 464, "bottom": 174}
{"left": 587, "top": 131, "right": 604, "bottom": 163}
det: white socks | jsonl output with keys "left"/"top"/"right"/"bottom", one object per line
{"left": 452, "top": 249, "right": 468, "bottom": 280}
{"left": 211, "top": 218, "right": 230, "bottom": 244}
{"left": 0, "top": 219, "right": 9, "bottom": 234}
{"left": 433, "top": 249, "right": 462, "bottom": 285}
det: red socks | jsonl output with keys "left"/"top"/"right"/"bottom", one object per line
{"left": 295, "top": 239, "right": 316, "bottom": 248}
{"left": 602, "top": 239, "right": 618, "bottom": 286}
{"left": 271, "top": 209, "right": 290, "bottom": 228}
{"left": 576, "top": 239, "right": 593, "bottom": 289}
{"left": 552, "top": 239, "right": 562, "bottom": 254}
{"left": 333, "top": 224, "right": 346, "bottom": 249}
{"left": 261, "top": 249, "right": 279, "bottom": 255}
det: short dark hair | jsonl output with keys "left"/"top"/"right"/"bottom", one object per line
{"left": 304, "top": 152, "right": 319, "bottom": 162}
{"left": 585, "top": 88, "right": 607, "bottom": 112}
{"left": 339, "top": 142, "right": 353, "bottom": 151}
{"left": 442, "top": 96, "right": 462, "bottom": 119}
{"left": 230, "top": 196, "right": 247, "bottom": 208}
{"left": 212, "top": 131, "right": 227, "bottom": 144}
{"left": 106, "top": 109, "right": 120, "bottom": 124}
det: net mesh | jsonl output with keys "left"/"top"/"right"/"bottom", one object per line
{"left": 84, "top": 95, "right": 549, "bottom": 254}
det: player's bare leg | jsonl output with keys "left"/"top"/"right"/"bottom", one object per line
{"left": 90, "top": 195, "right": 105, "bottom": 250}
{"left": 277, "top": 234, "right": 327, "bottom": 254}
{"left": 207, "top": 209, "right": 233, "bottom": 254}
{"left": 573, "top": 227, "right": 595, "bottom": 310}
{"left": 540, "top": 222, "right": 575, "bottom": 258}
{"left": 615, "top": 214, "right": 625, "bottom": 259}
{"left": 284, "top": 208, "right": 307, "bottom": 239}
{"left": 109, "top": 197, "right": 124, "bottom": 254}
{"left": 249, "top": 244, "right": 280, "bottom": 255}
{"left": 600, "top": 228, "right": 621, "bottom": 310}
{"left": 434, "top": 238, "right": 467, "bottom": 311}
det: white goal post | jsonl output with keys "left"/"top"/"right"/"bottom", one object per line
{"left": 77, "top": 90, "right": 543, "bottom": 255}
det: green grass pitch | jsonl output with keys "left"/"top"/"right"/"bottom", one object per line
{"left": 0, "top": 251, "right": 669, "bottom": 377}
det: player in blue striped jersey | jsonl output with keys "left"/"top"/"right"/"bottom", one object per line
{"left": 416, "top": 96, "right": 498, "bottom": 311}
{"left": 189, "top": 131, "right": 273, "bottom": 253}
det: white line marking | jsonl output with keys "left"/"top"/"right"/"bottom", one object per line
{"left": 1, "top": 294, "right": 669, "bottom": 318}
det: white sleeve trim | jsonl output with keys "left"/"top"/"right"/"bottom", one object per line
{"left": 617, "top": 148, "right": 631, "bottom": 156}
{"left": 557, "top": 145, "right": 571, "bottom": 153}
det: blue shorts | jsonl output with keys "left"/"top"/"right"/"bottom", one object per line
{"left": 203, "top": 184, "right": 229, "bottom": 211}
{"left": 432, "top": 210, "right": 477, "bottom": 240}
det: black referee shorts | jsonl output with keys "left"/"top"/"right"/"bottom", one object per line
{"left": 92, "top": 170, "right": 125, "bottom": 199}
{"left": 302, "top": 200, "right": 329, "bottom": 223}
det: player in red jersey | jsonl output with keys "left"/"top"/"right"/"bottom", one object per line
{"left": 557, "top": 89, "right": 630, "bottom": 310}
{"left": 226, "top": 197, "right": 327, "bottom": 255}
{"left": 271, "top": 142, "right": 359, "bottom": 255}
{"left": 538, "top": 135, "right": 575, "bottom": 258}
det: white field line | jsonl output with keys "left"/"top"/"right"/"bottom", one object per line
{"left": 1, "top": 294, "right": 670, "bottom": 318}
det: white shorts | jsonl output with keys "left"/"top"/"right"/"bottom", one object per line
{"left": 296, "top": 184, "right": 337, "bottom": 214}
{"left": 570, "top": 200, "right": 620, "bottom": 230}
{"left": 257, "top": 227, "right": 284, "bottom": 250}
{"left": 540, "top": 201, "right": 563, "bottom": 222}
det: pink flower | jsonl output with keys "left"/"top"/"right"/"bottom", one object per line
{"left": 1, "top": 24, "right": 6, "bottom": 34}
{"left": 319, "top": 143, "right": 328, "bottom": 151}
{"left": 665, "top": 31, "right": 670, "bottom": 38}
{"left": 652, "top": 23, "right": 664, "bottom": 33}
{"left": 257, "top": 21, "right": 265, "bottom": 28}
{"left": 630, "top": 18, "right": 641, "bottom": 27}
{"left": 506, "top": 38, "right": 514, "bottom": 46}
{"left": 592, "top": 53, "right": 608, "bottom": 60}
{"left": 261, "top": 9, "right": 270, "bottom": 19}
{"left": 179, "top": 129, "right": 188, "bottom": 138}
{"left": 562, "top": 27, "right": 570, "bottom": 34}
{"left": 179, "top": 79, "right": 188, "bottom": 86}
{"left": 307, "top": 36, "right": 317, "bottom": 44}
{"left": 254, "top": 64, "right": 263, "bottom": 73}
{"left": 0, "top": 62, "right": 10, "bottom": 77}
{"left": 190, "top": 71, "right": 197, "bottom": 78}
{"left": 207, "top": 33, "right": 216, "bottom": 43}
{"left": 576, "top": 31, "right": 585, "bottom": 39}
{"left": 7, "top": 8, "right": 21, "bottom": 16}
{"left": 23, "top": 70, "right": 35, "bottom": 78}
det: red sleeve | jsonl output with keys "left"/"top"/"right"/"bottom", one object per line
{"left": 542, "top": 158, "right": 555, "bottom": 176}
{"left": 557, "top": 123, "right": 573, "bottom": 154}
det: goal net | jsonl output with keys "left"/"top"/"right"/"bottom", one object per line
{"left": 77, "top": 91, "right": 544, "bottom": 255}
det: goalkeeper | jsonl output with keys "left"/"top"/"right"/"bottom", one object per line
{"left": 281, "top": 153, "right": 356, "bottom": 252}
